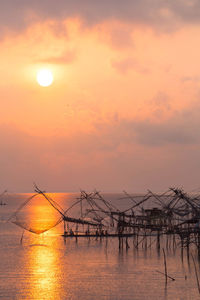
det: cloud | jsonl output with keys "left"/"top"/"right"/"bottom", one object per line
{"left": 111, "top": 57, "right": 149, "bottom": 74}
{"left": 38, "top": 50, "right": 76, "bottom": 64}
{"left": 132, "top": 120, "right": 196, "bottom": 146}
{"left": 124, "top": 101, "right": 200, "bottom": 146}
{"left": 181, "top": 76, "right": 200, "bottom": 82}
{"left": 89, "top": 100, "right": 200, "bottom": 148}
{"left": 1, "top": 0, "right": 200, "bottom": 35}
{"left": 100, "top": 24, "right": 135, "bottom": 50}
{"left": 1, "top": 106, "right": 200, "bottom": 191}
{"left": 0, "top": 122, "right": 129, "bottom": 191}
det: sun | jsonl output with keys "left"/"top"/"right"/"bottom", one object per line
{"left": 36, "top": 69, "right": 54, "bottom": 87}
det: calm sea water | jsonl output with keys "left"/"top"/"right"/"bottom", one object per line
{"left": 0, "top": 193, "right": 200, "bottom": 299}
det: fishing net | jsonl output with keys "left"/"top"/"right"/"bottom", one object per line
{"left": 9, "top": 191, "right": 63, "bottom": 234}
{"left": 63, "top": 190, "right": 120, "bottom": 229}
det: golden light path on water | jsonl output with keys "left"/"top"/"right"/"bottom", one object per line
{"left": 24, "top": 193, "right": 68, "bottom": 299}
{"left": 27, "top": 244, "right": 59, "bottom": 299}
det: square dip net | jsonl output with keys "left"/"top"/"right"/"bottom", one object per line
{"left": 8, "top": 190, "right": 63, "bottom": 234}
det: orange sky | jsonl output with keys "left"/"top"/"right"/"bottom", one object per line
{"left": 1, "top": 2, "right": 200, "bottom": 192}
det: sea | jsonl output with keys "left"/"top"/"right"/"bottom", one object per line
{"left": 0, "top": 192, "right": 199, "bottom": 300}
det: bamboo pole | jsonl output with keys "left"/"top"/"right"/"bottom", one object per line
{"left": 163, "top": 248, "right": 168, "bottom": 285}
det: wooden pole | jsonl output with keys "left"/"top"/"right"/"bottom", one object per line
{"left": 163, "top": 248, "right": 168, "bottom": 285}
{"left": 20, "top": 230, "right": 24, "bottom": 244}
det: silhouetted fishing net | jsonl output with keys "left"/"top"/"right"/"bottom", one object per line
{"left": 8, "top": 190, "right": 63, "bottom": 234}
{"left": 63, "top": 190, "right": 120, "bottom": 229}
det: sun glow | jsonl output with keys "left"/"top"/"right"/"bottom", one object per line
{"left": 37, "top": 69, "right": 54, "bottom": 87}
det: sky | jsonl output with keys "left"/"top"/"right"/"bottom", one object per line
{"left": 1, "top": 0, "right": 200, "bottom": 192}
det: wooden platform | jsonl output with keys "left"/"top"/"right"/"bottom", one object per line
{"left": 62, "top": 233, "right": 136, "bottom": 238}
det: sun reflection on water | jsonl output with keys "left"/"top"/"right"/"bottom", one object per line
{"left": 29, "top": 243, "right": 61, "bottom": 299}
{"left": 24, "top": 194, "right": 65, "bottom": 299}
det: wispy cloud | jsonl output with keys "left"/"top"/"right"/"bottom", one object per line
{"left": 37, "top": 50, "right": 76, "bottom": 64}
{"left": 111, "top": 57, "right": 149, "bottom": 74}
